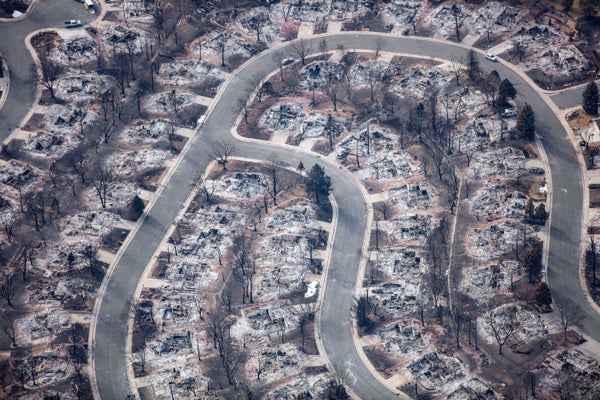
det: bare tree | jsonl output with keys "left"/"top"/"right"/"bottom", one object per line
{"left": 0, "top": 273, "right": 16, "bottom": 307}
{"left": 366, "top": 63, "right": 384, "bottom": 102}
{"left": 110, "top": 52, "right": 131, "bottom": 97}
{"left": 82, "top": 243, "right": 98, "bottom": 274}
{"left": 266, "top": 156, "right": 284, "bottom": 206}
{"left": 220, "top": 339, "right": 242, "bottom": 385}
{"left": 206, "top": 307, "right": 228, "bottom": 355}
{"left": 135, "top": 342, "right": 147, "bottom": 374}
{"left": 297, "top": 300, "right": 319, "bottom": 352}
{"left": 27, "top": 357, "right": 38, "bottom": 386}
{"left": 451, "top": 4, "right": 462, "bottom": 41}
{"left": 91, "top": 166, "right": 115, "bottom": 209}
{"left": 196, "top": 177, "right": 215, "bottom": 203}
{"left": 13, "top": 358, "right": 29, "bottom": 389}
{"left": 221, "top": 281, "right": 234, "bottom": 313}
{"left": 249, "top": 14, "right": 268, "bottom": 42}
{"left": 33, "top": 60, "right": 62, "bottom": 99}
{"left": 486, "top": 306, "right": 518, "bottom": 355}
{"left": 289, "top": 38, "right": 311, "bottom": 65}
{"left": 0, "top": 211, "right": 16, "bottom": 243}
{"left": 2, "top": 317, "right": 18, "bottom": 347}
{"left": 328, "top": 84, "right": 339, "bottom": 112}
{"left": 319, "top": 37, "right": 327, "bottom": 60}
{"left": 558, "top": 299, "right": 583, "bottom": 341}
{"left": 211, "top": 140, "right": 236, "bottom": 170}
{"left": 372, "top": 37, "right": 384, "bottom": 58}
{"left": 149, "top": 0, "right": 181, "bottom": 45}
{"left": 123, "top": 39, "right": 138, "bottom": 81}
{"left": 231, "top": 234, "right": 254, "bottom": 304}
{"left": 427, "top": 269, "right": 445, "bottom": 309}
{"left": 432, "top": 149, "right": 445, "bottom": 180}
{"left": 25, "top": 192, "right": 46, "bottom": 231}
{"left": 99, "top": 91, "right": 116, "bottom": 144}
{"left": 253, "top": 354, "right": 265, "bottom": 381}
{"left": 450, "top": 56, "right": 462, "bottom": 85}
{"left": 69, "top": 152, "right": 88, "bottom": 183}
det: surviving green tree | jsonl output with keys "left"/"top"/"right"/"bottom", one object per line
{"left": 498, "top": 78, "right": 517, "bottom": 105}
{"left": 536, "top": 282, "right": 552, "bottom": 306}
{"left": 515, "top": 103, "right": 535, "bottom": 140}
{"left": 582, "top": 80, "right": 599, "bottom": 117}
{"left": 305, "top": 164, "right": 331, "bottom": 204}
{"left": 524, "top": 241, "right": 543, "bottom": 284}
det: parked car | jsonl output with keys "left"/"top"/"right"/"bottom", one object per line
{"left": 282, "top": 57, "right": 295, "bottom": 66}
{"left": 502, "top": 107, "right": 517, "bottom": 118}
{"left": 484, "top": 52, "right": 497, "bottom": 62}
{"left": 528, "top": 167, "right": 545, "bottom": 175}
{"left": 64, "top": 19, "right": 82, "bottom": 28}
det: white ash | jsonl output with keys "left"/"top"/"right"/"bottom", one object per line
{"left": 123, "top": 119, "right": 172, "bottom": 144}
{"left": 60, "top": 211, "right": 122, "bottom": 239}
{"left": 468, "top": 147, "right": 526, "bottom": 180}
{"left": 382, "top": 1, "right": 423, "bottom": 34}
{"left": 377, "top": 322, "right": 432, "bottom": 360}
{"left": 14, "top": 310, "right": 69, "bottom": 347}
{"left": 402, "top": 351, "right": 466, "bottom": 390}
{"left": 468, "top": 220, "right": 523, "bottom": 263}
{"left": 469, "top": 182, "right": 526, "bottom": 221}
{"left": 55, "top": 73, "right": 116, "bottom": 103}
{"left": 109, "top": 149, "right": 172, "bottom": 176}
{"left": 157, "top": 58, "right": 223, "bottom": 85}
{"left": 459, "top": 261, "right": 522, "bottom": 306}
{"left": 144, "top": 90, "right": 196, "bottom": 114}
{"left": 387, "top": 181, "right": 436, "bottom": 212}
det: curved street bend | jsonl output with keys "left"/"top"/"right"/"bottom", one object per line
{"left": 0, "top": 7, "right": 594, "bottom": 399}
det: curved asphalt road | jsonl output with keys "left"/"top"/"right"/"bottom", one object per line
{"left": 550, "top": 79, "right": 600, "bottom": 110}
{"left": 0, "top": 0, "right": 96, "bottom": 143}
{"left": 0, "top": 6, "right": 594, "bottom": 398}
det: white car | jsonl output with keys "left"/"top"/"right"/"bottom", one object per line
{"left": 64, "top": 19, "right": 82, "bottom": 28}
{"left": 502, "top": 108, "right": 517, "bottom": 118}
{"left": 484, "top": 52, "right": 497, "bottom": 62}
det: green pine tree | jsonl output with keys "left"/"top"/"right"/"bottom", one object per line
{"left": 582, "top": 80, "right": 599, "bottom": 116}
{"left": 305, "top": 164, "right": 331, "bottom": 204}
{"left": 498, "top": 78, "right": 517, "bottom": 105}
{"left": 534, "top": 203, "right": 548, "bottom": 225}
{"left": 515, "top": 103, "right": 535, "bottom": 140}
{"left": 525, "top": 199, "right": 535, "bottom": 219}
{"left": 524, "top": 243, "right": 543, "bottom": 283}
{"left": 536, "top": 282, "right": 552, "bottom": 306}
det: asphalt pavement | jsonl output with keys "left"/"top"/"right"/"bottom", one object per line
{"left": 0, "top": 0, "right": 95, "bottom": 143}
{"left": 550, "top": 79, "right": 600, "bottom": 110}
